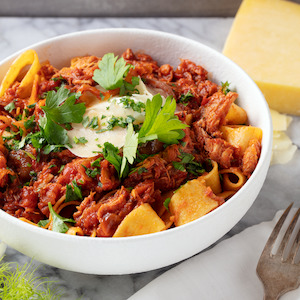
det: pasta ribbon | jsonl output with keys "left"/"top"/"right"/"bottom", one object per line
{"left": 0, "top": 49, "right": 41, "bottom": 98}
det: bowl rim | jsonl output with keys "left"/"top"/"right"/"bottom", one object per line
{"left": 0, "top": 28, "right": 273, "bottom": 245}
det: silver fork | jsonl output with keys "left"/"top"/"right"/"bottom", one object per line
{"left": 257, "top": 203, "right": 300, "bottom": 300}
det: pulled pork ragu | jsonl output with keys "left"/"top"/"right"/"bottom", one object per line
{"left": 0, "top": 48, "right": 261, "bottom": 237}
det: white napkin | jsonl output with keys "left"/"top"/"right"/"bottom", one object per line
{"left": 129, "top": 209, "right": 300, "bottom": 300}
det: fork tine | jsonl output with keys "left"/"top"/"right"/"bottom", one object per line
{"left": 276, "top": 207, "right": 300, "bottom": 258}
{"left": 286, "top": 226, "right": 300, "bottom": 263}
{"left": 261, "top": 203, "right": 293, "bottom": 256}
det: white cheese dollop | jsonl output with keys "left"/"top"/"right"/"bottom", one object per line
{"left": 67, "top": 79, "right": 156, "bottom": 157}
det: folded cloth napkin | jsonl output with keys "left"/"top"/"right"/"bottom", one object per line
{"left": 129, "top": 209, "right": 300, "bottom": 300}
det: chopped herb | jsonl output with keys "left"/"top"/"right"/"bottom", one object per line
{"left": 82, "top": 165, "right": 101, "bottom": 178}
{"left": 65, "top": 180, "right": 82, "bottom": 202}
{"left": 50, "top": 75, "right": 65, "bottom": 82}
{"left": 29, "top": 171, "right": 37, "bottom": 181}
{"left": 85, "top": 116, "right": 99, "bottom": 130}
{"left": 27, "top": 103, "right": 36, "bottom": 109}
{"left": 24, "top": 151, "right": 36, "bottom": 160}
{"left": 48, "top": 164, "right": 56, "bottom": 169}
{"left": 137, "top": 167, "right": 148, "bottom": 174}
{"left": 119, "top": 97, "right": 146, "bottom": 112}
{"left": 58, "top": 165, "right": 65, "bottom": 173}
{"left": 178, "top": 91, "right": 194, "bottom": 105}
{"left": 91, "top": 157, "right": 103, "bottom": 167}
{"left": 48, "top": 202, "right": 75, "bottom": 233}
{"left": 172, "top": 161, "right": 186, "bottom": 171}
{"left": 221, "top": 81, "right": 231, "bottom": 95}
{"left": 163, "top": 197, "right": 171, "bottom": 211}
{"left": 4, "top": 100, "right": 16, "bottom": 113}
{"left": 82, "top": 115, "right": 90, "bottom": 128}
{"left": 102, "top": 142, "right": 122, "bottom": 176}
{"left": 23, "top": 116, "right": 36, "bottom": 130}
{"left": 93, "top": 53, "right": 132, "bottom": 90}
{"left": 73, "top": 136, "right": 88, "bottom": 144}
{"left": 8, "top": 174, "right": 16, "bottom": 183}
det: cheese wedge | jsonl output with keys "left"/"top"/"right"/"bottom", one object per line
{"left": 223, "top": 0, "right": 300, "bottom": 115}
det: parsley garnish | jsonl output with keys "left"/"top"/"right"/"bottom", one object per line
{"left": 102, "top": 142, "right": 122, "bottom": 175}
{"left": 119, "top": 97, "right": 145, "bottom": 112}
{"left": 163, "top": 197, "right": 171, "bottom": 211}
{"left": 120, "top": 123, "right": 139, "bottom": 177}
{"left": 48, "top": 202, "right": 75, "bottom": 233}
{"left": 4, "top": 100, "right": 16, "bottom": 113}
{"left": 37, "top": 219, "right": 49, "bottom": 227}
{"left": 91, "top": 157, "right": 103, "bottom": 167}
{"left": 93, "top": 53, "right": 132, "bottom": 90}
{"left": 119, "top": 94, "right": 188, "bottom": 178}
{"left": 173, "top": 151, "right": 205, "bottom": 176}
{"left": 97, "top": 115, "right": 135, "bottom": 133}
{"left": 221, "top": 81, "right": 231, "bottom": 95}
{"left": 40, "top": 86, "right": 86, "bottom": 145}
{"left": 138, "top": 94, "right": 188, "bottom": 144}
{"left": 65, "top": 180, "right": 82, "bottom": 202}
{"left": 73, "top": 136, "right": 88, "bottom": 144}
{"left": 82, "top": 165, "right": 101, "bottom": 178}
{"left": 179, "top": 91, "right": 193, "bottom": 105}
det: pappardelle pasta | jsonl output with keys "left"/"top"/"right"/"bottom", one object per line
{"left": 0, "top": 48, "right": 262, "bottom": 237}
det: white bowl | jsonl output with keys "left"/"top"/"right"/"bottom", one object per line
{"left": 0, "top": 28, "right": 272, "bottom": 275}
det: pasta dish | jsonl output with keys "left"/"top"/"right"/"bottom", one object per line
{"left": 0, "top": 48, "right": 262, "bottom": 237}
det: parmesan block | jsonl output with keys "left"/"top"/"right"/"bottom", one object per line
{"left": 223, "top": 0, "right": 300, "bottom": 115}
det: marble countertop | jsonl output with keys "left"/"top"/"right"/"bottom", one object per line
{"left": 0, "top": 17, "right": 299, "bottom": 300}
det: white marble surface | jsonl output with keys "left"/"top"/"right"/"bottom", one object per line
{"left": 0, "top": 17, "right": 299, "bottom": 300}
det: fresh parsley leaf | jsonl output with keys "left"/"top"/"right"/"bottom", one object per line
{"left": 138, "top": 94, "right": 188, "bottom": 144}
{"left": 119, "top": 76, "right": 140, "bottom": 96}
{"left": 172, "top": 161, "right": 186, "bottom": 171}
{"left": 93, "top": 53, "right": 131, "bottom": 90}
{"left": 65, "top": 180, "right": 82, "bottom": 202}
{"left": 42, "top": 86, "right": 85, "bottom": 124}
{"left": 4, "top": 100, "right": 16, "bottom": 113}
{"left": 37, "top": 219, "right": 49, "bottom": 227}
{"left": 120, "top": 123, "right": 139, "bottom": 178}
{"left": 39, "top": 115, "right": 69, "bottom": 145}
{"left": 221, "top": 81, "right": 231, "bottom": 95}
{"left": 102, "top": 142, "right": 122, "bottom": 175}
{"left": 48, "top": 202, "right": 75, "bottom": 233}
{"left": 40, "top": 86, "right": 86, "bottom": 146}
{"left": 73, "top": 136, "right": 88, "bottom": 144}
